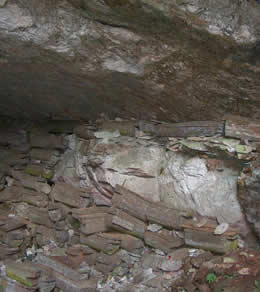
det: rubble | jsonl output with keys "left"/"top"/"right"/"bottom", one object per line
{"left": 0, "top": 117, "right": 260, "bottom": 291}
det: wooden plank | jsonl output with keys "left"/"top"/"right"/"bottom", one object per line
{"left": 225, "top": 115, "right": 260, "bottom": 141}
{"left": 184, "top": 229, "right": 233, "bottom": 254}
{"left": 144, "top": 231, "right": 184, "bottom": 253}
{"left": 79, "top": 213, "right": 109, "bottom": 235}
{"left": 107, "top": 208, "right": 146, "bottom": 239}
{"left": 139, "top": 121, "right": 224, "bottom": 137}
{"left": 113, "top": 185, "right": 151, "bottom": 222}
{"left": 181, "top": 218, "right": 240, "bottom": 236}
{"left": 147, "top": 202, "right": 182, "bottom": 230}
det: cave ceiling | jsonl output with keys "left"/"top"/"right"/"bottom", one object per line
{"left": 0, "top": 0, "right": 259, "bottom": 122}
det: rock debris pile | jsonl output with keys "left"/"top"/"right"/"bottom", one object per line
{"left": 0, "top": 117, "right": 260, "bottom": 291}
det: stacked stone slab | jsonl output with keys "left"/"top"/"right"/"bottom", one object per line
{"left": 0, "top": 116, "right": 260, "bottom": 291}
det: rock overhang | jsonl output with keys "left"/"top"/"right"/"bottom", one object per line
{"left": 0, "top": 0, "right": 259, "bottom": 122}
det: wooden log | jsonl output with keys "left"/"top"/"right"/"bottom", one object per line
{"left": 79, "top": 213, "right": 109, "bottom": 235}
{"left": 146, "top": 202, "right": 182, "bottom": 230}
{"left": 225, "top": 115, "right": 260, "bottom": 141}
{"left": 51, "top": 182, "right": 90, "bottom": 208}
{"left": 184, "top": 229, "right": 235, "bottom": 254}
{"left": 144, "top": 231, "right": 184, "bottom": 253}
{"left": 113, "top": 185, "right": 150, "bottom": 222}
{"left": 139, "top": 120, "right": 224, "bottom": 137}
{"left": 98, "top": 232, "right": 144, "bottom": 251}
{"left": 107, "top": 208, "right": 146, "bottom": 239}
{"left": 114, "top": 185, "right": 185, "bottom": 230}
{"left": 80, "top": 233, "right": 120, "bottom": 255}
{"left": 181, "top": 218, "right": 240, "bottom": 236}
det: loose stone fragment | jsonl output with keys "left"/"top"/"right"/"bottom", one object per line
{"left": 214, "top": 223, "right": 229, "bottom": 235}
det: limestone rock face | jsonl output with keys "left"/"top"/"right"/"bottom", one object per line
{"left": 159, "top": 152, "right": 242, "bottom": 224}
{"left": 0, "top": 0, "right": 259, "bottom": 121}
{"left": 71, "top": 134, "right": 243, "bottom": 224}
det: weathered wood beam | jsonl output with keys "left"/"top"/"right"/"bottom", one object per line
{"left": 139, "top": 120, "right": 224, "bottom": 137}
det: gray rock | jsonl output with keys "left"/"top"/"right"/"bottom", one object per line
{"left": 159, "top": 152, "right": 243, "bottom": 224}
